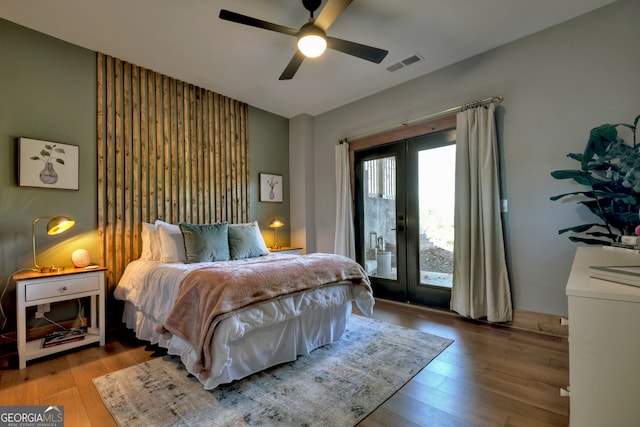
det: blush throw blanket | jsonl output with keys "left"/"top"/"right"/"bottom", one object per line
{"left": 158, "top": 253, "right": 372, "bottom": 379}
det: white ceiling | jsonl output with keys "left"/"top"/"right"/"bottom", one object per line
{"left": 0, "top": 0, "right": 617, "bottom": 118}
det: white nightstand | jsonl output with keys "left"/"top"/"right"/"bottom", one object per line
{"left": 269, "top": 247, "right": 303, "bottom": 255}
{"left": 14, "top": 267, "right": 106, "bottom": 369}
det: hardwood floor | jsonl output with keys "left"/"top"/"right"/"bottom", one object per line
{"left": 0, "top": 299, "right": 569, "bottom": 426}
{"left": 357, "top": 300, "right": 569, "bottom": 427}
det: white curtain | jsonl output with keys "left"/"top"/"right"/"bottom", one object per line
{"left": 334, "top": 142, "right": 356, "bottom": 259}
{"left": 451, "top": 103, "right": 513, "bottom": 322}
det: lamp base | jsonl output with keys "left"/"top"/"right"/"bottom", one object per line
{"left": 39, "top": 266, "right": 66, "bottom": 273}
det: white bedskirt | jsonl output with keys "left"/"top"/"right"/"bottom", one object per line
{"left": 115, "top": 258, "right": 373, "bottom": 389}
{"left": 122, "top": 299, "right": 352, "bottom": 390}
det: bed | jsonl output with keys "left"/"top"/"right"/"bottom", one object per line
{"left": 114, "top": 220, "right": 374, "bottom": 390}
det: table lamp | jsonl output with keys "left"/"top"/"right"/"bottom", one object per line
{"left": 32, "top": 215, "right": 75, "bottom": 272}
{"left": 269, "top": 218, "right": 284, "bottom": 249}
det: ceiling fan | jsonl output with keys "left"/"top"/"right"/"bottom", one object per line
{"left": 219, "top": 0, "right": 389, "bottom": 80}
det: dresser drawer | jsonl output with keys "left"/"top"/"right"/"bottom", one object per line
{"left": 25, "top": 274, "right": 101, "bottom": 301}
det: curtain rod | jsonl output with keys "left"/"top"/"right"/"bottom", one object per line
{"left": 341, "top": 95, "right": 503, "bottom": 143}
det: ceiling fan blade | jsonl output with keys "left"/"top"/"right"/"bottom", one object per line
{"left": 326, "top": 37, "right": 388, "bottom": 63}
{"left": 279, "top": 52, "right": 305, "bottom": 80}
{"left": 314, "top": 0, "right": 353, "bottom": 31}
{"left": 219, "top": 10, "right": 298, "bottom": 37}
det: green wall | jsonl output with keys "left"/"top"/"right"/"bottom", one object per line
{"left": 249, "top": 106, "right": 291, "bottom": 248}
{"left": 0, "top": 18, "right": 289, "bottom": 332}
{"left": 0, "top": 19, "right": 97, "bottom": 275}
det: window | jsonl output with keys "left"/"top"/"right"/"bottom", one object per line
{"left": 365, "top": 157, "right": 396, "bottom": 199}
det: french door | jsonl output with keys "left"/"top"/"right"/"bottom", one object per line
{"left": 354, "top": 130, "right": 456, "bottom": 308}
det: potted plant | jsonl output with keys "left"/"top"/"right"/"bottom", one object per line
{"left": 551, "top": 114, "right": 640, "bottom": 244}
{"left": 30, "top": 142, "right": 66, "bottom": 185}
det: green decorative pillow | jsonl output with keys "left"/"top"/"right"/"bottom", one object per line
{"left": 179, "top": 222, "right": 230, "bottom": 263}
{"left": 228, "top": 221, "right": 270, "bottom": 260}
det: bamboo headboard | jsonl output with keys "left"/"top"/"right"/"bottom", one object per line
{"left": 96, "top": 53, "right": 249, "bottom": 291}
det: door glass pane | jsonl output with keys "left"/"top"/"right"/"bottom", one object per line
{"left": 419, "top": 145, "right": 455, "bottom": 288}
{"left": 362, "top": 156, "right": 397, "bottom": 280}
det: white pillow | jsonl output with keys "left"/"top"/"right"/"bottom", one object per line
{"left": 140, "top": 222, "right": 161, "bottom": 261}
{"left": 155, "top": 220, "right": 186, "bottom": 263}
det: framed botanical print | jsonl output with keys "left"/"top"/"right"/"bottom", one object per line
{"left": 18, "top": 137, "right": 79, "bottom": 190}
{"left": 259, "top": 173, "right": 283, "bottom": 202}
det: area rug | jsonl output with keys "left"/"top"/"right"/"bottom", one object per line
{"left": 93, "top": 315, "right": 452, "bottom": 427}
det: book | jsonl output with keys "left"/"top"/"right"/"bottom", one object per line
{"left": 621, "top": 235, "right": 640, "bottom": 245}
{"left": 42, "top": 328, "right": 87, "bottom": 348}
{"left": 611, "top": 242, "right": 640, "bottom": 250}
{"left": 602, "top": 245, "right": 640, "bottom": 254}
{"left": 590, "top": 265, "right": 640, "bottom": 288}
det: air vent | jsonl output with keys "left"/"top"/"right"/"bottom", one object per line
{"left": 386, "top": 53, "right": 424, "bottom": 72}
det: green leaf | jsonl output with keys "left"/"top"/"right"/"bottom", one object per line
{"left": 54, "top": 148, "right": 65, "bottom": 154}
{"left": 550, "top": 193, "right": 577, "bottom": 201}
{"left": 551, "top": 169, "right": 587, "bottom": 179}
{"left": 40, "top": 149, "right": 50, "bottom": 157}
{"left": 45, "top": 144, "right": 53, "bottom": 150}
{"left": 585, "top": 231, "right": 619, "bottom": 239}
{"left": 558, "top": 223, "right": 604, "bottom": 234}
{"left": 549, "top": 191, "right": 595, "bottom": 201}
{"left": 591, "top": 191, "right": 637, "bottom": 202}
{"left": 582, "top": 124, "right": 618, "bottom": 168}
{"left": 55, "top": 158, "right": 65, "bottom": 165}
{"left": 566, "top": 152, "right": 583, "bottom": 162}
{"left": 30, "top": 156, "right": 40, "bottom": 161}
{"left": 619, "top": 211, "right": 640, "bottom": 223}
{"left": 568, "top": 236, "right": 614, "bottom": 245}
{"left": 584, "top": 161, "right": 611, "bottom": 172}
{"left": 550, "top": 169, "right": 597, "bottom": 186}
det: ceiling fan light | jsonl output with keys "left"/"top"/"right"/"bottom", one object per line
{"left": 298, "top": 34, "right": 326, "bottom": 57}
{"left": 298, "top": 21, "right": 327, "bottom": 58}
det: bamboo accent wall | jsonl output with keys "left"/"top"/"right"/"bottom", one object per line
{"left": 97, "top": 53, "right": 249, "bottom": 291}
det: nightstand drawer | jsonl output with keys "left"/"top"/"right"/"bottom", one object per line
{"left": 25, "top": 274, "right": 100, "bottom": 301}
{"left": 270, "top": 247, "right": 303, "bottom": 255}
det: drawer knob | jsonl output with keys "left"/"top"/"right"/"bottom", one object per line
{"left": 58, "top": 286, "right": 68, "bottom": 292}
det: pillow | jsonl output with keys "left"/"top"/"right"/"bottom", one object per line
{"left": 156, "top": 220, "right": 187, "bottom": 263}
{"left": 179, "top": 222, "right": 230, "bottom": 263}
{"left": 228, "top": 221, "right": 270, "bottom": 260}
{"left": 140, "top": 222, "right": 161, "bottom": 261}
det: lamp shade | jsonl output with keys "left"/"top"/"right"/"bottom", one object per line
{"left": 269, "top": 218, "right": 284, "bottom": 228}
{"left": 47, "top": 216, "right": 75, "bottom": 235}
{"left": 297, "top": 24, "right": 327, "bottom": 58}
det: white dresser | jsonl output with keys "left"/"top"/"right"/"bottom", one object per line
{"left": 566, "top": 246, "right": 640, "bottom": 427}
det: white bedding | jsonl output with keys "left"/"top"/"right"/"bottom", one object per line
{"left": 115, "top": 254, "right": 374, "bottom": 389}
